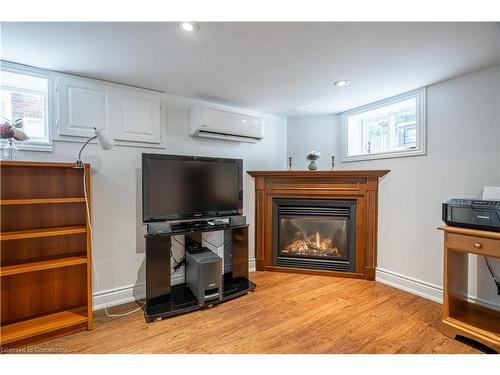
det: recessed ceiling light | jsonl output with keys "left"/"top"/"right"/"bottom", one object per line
{"left": 179, "top": 22, "right": 198, "bottom": 32}
{"left": 334, "top": 79, "right": 350, "bottom": 87}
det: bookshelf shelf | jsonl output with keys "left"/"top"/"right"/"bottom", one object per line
{"left": 1, "top": 256, "right": 87, "bottom": 277}
{"left": 0, "top": 197, "right": 86, "bottom": 205}
{"left": 0, "top": 308, "right": 88, "bottom": 345}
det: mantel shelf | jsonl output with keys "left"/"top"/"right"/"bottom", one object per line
{"left": 247, "top": 170, "right": 390, "bottom": 178}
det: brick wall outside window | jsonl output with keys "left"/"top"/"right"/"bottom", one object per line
{"left": 11, "top": 92, "right": 44, "bottom": 120}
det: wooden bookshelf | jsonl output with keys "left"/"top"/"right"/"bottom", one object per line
{"left": 0, "top": 161, "right": 93, "bottom": 348}
{"left": 438, "top": 226, "right": 500, "bottom": 353}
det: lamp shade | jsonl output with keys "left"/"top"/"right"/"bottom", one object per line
{"left": 93, "top": 128, "right": 114, "bottom": 150}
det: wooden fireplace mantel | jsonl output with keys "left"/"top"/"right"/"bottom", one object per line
{"left": 247, "top": 170, "right": 390, "bottom": 178}
{"left": 247, "top": 170, "right": 390, "bottom": 280}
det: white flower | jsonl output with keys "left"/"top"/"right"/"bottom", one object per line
{"left": 306, "top": 151, "right": 321, "bottom": 160}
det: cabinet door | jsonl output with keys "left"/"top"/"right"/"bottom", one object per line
{"left": 113, "top": 87, "right": 161, "bottom": 143}
{"left": 56, "top": 75, "right": 113, "bottom": 138}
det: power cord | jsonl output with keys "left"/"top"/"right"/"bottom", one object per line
{"left": 484, "top": 256, "right": 500, "bottom": 295}
{"left": 83, "top": 167, "right": 146, "bottom": 318}
{"left": 172, "top": 258, "right": 186, "bottom": 274}
{"left": 171, "top": 236, "right": 186, "bottom": 275}
{"left": 172, "top": 235, "right": 230, "bottom": 275}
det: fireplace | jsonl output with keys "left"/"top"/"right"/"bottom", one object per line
{"left": 248, "top": 170, "right": 389, "bottom": 279}
{"left": 273, "top": 199, "right": 356, "bottom": 272}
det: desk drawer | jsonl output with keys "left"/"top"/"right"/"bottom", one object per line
{"left": 446, "top": 233, "right": 500, "bottom": 257}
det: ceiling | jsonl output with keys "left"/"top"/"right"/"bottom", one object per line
{"left": 1, "top": 22, "right": 499, "bottom": 116}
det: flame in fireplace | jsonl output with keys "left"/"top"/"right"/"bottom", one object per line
{"left": 281, "top": 230, "right": 341, "bottom": 257}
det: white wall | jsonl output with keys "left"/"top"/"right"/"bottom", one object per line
{"left": 18, "top": 93, "right": 287, "bottom": 309}
{"left": 287, "top": 115, "right": 340, "bottom": 170}
{"left": 287, "top": 65, "right": 500, "bottom": 308}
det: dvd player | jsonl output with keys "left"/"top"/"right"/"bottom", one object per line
{"left": 442, "top": 198, "right": 500, "bottom": 232}
{"left": 146, "top": 216, "right": 248, "bottom": 235}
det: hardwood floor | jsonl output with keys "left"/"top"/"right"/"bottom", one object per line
{"left": 21, "top": 272, "right": 480, "bottom": 353}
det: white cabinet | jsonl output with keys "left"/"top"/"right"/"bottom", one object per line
{"left": 55, "top": 74, "right": 163, "bottom": 145}
{"left": 56, "top": 75, "right": 113, "bottom": 138}
{"left": 113, "top": 87, "right": 161, "bottom": 144}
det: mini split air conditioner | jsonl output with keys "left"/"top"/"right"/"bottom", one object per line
{"left": 189, "top": 107, "right": 264, "bottom": 143}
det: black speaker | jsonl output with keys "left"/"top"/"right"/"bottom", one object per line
{"left": 186, "top": 247, "right": 222, "bottom": 306}
{"left": 229, "top": 215, "right": 246, "bottom": 226}
{"left": 147, "top": 221, "right": 171, "bottom": 235}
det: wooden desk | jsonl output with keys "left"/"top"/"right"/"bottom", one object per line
{"left": 438, "top": 225, "right": 500, "bottom": 352}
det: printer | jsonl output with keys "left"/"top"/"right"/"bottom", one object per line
{"left": 442, "top": 198, "right": 500, "bottom": 232}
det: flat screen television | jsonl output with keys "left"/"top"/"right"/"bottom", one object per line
{"left": 142, "top": 153, "right": 243, "bottom": 222}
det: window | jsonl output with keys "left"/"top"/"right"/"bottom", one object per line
{"left": 1, "top": 64, "right": 51, "bottom": 150}
{"left": 342, "top": 88, "right": 426, "bottom": 161}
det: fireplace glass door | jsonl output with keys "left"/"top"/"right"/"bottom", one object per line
{"left": 272, "top": 198, "right": 356, "bottom": 272}
{"left": 279, "top": 216, "right": 348, "bottom": 261}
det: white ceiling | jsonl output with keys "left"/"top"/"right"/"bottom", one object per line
{"left": 1, "top": 22, "right": 499, "bottom": 116}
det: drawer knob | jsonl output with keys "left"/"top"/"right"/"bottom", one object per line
{"left": 474, "top": 243, "right": 481, "bottom": 249}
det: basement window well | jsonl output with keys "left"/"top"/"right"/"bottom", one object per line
{"left": 341, "top": 88, "right": 426, "bottom": 162}
{"left": 0, "top": 62, "right": 52, "bottom": 151}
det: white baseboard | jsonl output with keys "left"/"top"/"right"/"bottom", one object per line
{"left": 249, "top": 257, "right": 256, "bottom": 272}
{"left": 93, "top": 282, "right": 146, "bottom": 311}
{"left": 93, "top": 258, "right": 257, "bottom": 310}
{"left": 376, "top": 267, "right": 500, "bottom": 311}
{"left": 375, "top": 268, "right": 443, "bottom": 303}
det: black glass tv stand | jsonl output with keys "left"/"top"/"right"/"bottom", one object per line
{"left": 143, "top": 224, "right": 256, "bottom": 322}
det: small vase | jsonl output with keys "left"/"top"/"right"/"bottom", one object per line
{"left": 308, "top": 160, "right": 318, "bottom": 171}
{"left": 1, "top": 140, "right": 18, "bottom": 160}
